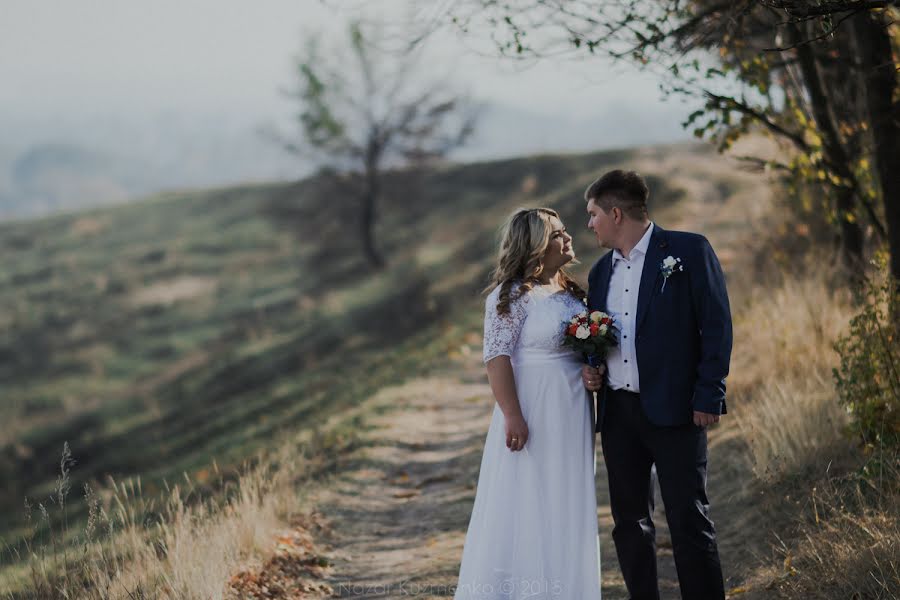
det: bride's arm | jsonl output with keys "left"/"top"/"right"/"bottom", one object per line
{"left": 482, "top": 286, "right": 530, "bottom": 452}
{"left": 486, "top": 356, "right": 529, "bottom": 451}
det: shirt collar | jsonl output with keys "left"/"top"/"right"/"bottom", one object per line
{"left": 612, "top": 222, "right": 654, "bottom": 263}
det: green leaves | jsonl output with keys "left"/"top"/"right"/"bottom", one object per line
{"left": 833, "top": 258, "right": 900, "bottom": 453}
{"left": 296, "top": 63, "right": 347, "bottom": 151}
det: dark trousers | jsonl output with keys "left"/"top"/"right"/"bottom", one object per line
{"left": 600, "top": 387, "right": 725, "bottom": 600}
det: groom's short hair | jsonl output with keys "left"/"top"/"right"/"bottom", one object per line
{"left": 584, "top": 170, "right": 649, "bottom": 220}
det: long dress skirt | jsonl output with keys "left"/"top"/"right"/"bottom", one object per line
{"left": 454, "top": 351, "right": 602, "bottom": 600}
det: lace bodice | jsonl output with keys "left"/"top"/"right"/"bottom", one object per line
{"left": 482, "top": 283, "right": 587, "bottom": 363}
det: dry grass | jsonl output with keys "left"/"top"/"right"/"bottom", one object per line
{"left": 730, "top": 268, "right": 851, "bottom": 394}
{"left": 766, "top": 463, "right": 900, "bottom": 599}
{"left": 3, "top": 437, "right": 334, "bottom": 600}
{"left": 730, "top": 268, "right": 852, "bottom": 479}
{"left": 723, "top": 262, "right": 899, "bottom": 598}
{"left": 736, "top": 371, "right": 849, "bottom": 480}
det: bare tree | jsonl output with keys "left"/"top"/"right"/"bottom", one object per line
{"left": 282, "top": 21, "right": 477, "bottom": 268}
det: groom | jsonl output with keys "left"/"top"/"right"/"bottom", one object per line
{"left": 581, "top": 169, "right": 732, "bottom": 600}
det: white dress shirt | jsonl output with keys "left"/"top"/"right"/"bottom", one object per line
{"left": 605, "top": 222, "right": 654, "bottom": 393}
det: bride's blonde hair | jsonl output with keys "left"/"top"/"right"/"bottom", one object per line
{"left": 485, "top": 207, "right": 586, "bottom": 315}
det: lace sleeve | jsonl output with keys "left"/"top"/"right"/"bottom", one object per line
{"left": 483, "top": 286, "right": 529, "bottom": 364}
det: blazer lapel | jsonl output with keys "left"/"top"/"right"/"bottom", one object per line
{"left": 595, "top": 252, "right": 613, "bottom": 312}
{"left": 635, "top": 225, "right": 666, "bottom": 334}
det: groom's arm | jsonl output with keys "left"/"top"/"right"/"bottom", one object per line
{"left": 689, "top": 237, "right": 733, "bottom": 416}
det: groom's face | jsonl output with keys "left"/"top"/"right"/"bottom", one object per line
{"left": 543, "top": 216, "right": 575, "bottom": 268}
{"left": 586, "top": 197, "right": 616, "bottom": 249}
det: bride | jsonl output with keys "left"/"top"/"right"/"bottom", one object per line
{"left": 454, "top": 207, "right": 602, "bottom": 599}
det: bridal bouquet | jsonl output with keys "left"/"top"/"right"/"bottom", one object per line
{"left": 562, "top": 310, "right": 619, "bottom": 367}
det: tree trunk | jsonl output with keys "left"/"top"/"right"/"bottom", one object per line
{"left": 836, "top": 185, "right": 865, "bottom": 272}
{"left": 852, "top": 11, "right": 900, "bottom": 289}
{"left": 791, "top": 22, "right": 866, "bottom": 273}
{"left": 360, "top": 165, "right": 385, "bottom": 269}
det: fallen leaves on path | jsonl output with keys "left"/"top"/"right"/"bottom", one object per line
{"left": 226, "top": 512, "right": 334, "bottom": 600}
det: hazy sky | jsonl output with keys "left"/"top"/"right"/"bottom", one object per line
{"left": 0, "top": 0, "right": 694, "bottom": 218}
{"left": 0, "top": 0, "right": 685, "bottom": 123}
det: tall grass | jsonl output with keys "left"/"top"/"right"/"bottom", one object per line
{"left": 731, "top": 270, "right": 851, "bottom": 479}
{"left": 724, "top": 260, "right": 900, "bottom": 597}
{"left": 737, "top": 373, "right": 848, "bottom": 480}
{"left": 2, "top": 436, "right": 334, "bottom": 600}
{"left": 769, "top": 464, "right": 900, "bottom": 598}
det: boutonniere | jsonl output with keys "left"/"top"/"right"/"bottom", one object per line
{"left": 659, "top": 255, "right": 683, "bottom": 293}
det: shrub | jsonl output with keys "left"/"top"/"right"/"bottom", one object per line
{"left": 832, "top": 258, "right": 900, "bottom": 454}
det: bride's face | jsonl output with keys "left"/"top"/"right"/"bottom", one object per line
{"left": 542, "top": 216, "right": 575, "bottom": 270}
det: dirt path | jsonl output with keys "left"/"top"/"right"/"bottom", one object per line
{"left": 274, "top": 148, "right": 775, "bottom": 598}
{"left": 310, "top": 375, "right": 491, "bottom": 598}
{"left": 304, "top": 362, "right": 705, "bottom": 598}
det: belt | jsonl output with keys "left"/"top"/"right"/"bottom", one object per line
{"left": 606, "top": 386, "right": 640, "bottom": 400}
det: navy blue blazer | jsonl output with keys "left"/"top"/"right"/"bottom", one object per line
{"left": 588, "top": 224, "right": 733, "bottom": 430}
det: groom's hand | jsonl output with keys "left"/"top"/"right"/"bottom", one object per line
{"left": 693, "top": 410, "right": 720, "bottom": 427}
{"left": 581, "top": 364, "right": 605, "bottom": 392}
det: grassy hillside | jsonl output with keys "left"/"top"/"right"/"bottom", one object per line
{"left": 0, "top": 142, "right": 755, "bottom": 556}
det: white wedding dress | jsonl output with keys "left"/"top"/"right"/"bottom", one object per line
{"left": 454, "top": 284, "right": 601, "bottom": 600}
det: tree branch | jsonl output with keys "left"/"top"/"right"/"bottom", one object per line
{"left": 704, "top": 91, "right": 811, "bottom": 151}
{"left": 763, "top": 7, "right": 868, "bottom": 50}
{"left": 762, "top": 0, "right": 896, "bottom": 17}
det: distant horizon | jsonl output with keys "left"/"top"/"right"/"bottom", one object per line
{"left": 0, "top": 134, "right": 700, "bottom": 225}
{"left": 0, "top": 0, "right": 697, "bottom": 221}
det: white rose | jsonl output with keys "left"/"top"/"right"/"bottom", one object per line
{"left": 663, "top": 256, "right": 677, "bottom": 268}
{"left": 589, "top": 311, "right": 603, "bottom": 324}
{"left": 599, "top": 324, "right": 608, "bottom": 336}
{"left": 575, "top": 325, "right": 591, "bottom": 339}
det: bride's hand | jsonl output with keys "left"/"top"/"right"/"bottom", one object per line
{"left": 504, "top": 413, "right": 529, "bottom": 452}
{"left": 582, "top": 364, "right": 605, "bottom": 391}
